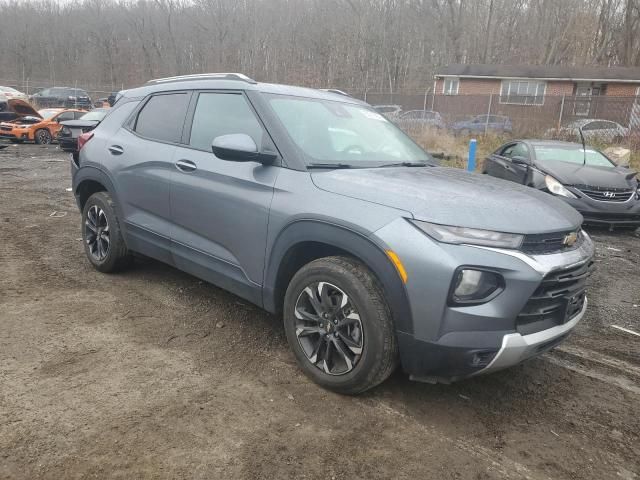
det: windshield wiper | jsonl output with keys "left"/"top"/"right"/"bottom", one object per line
{"left": 377, "top": 161, "right": 431, "bottom": 168}
{"left": 307, "top": 163, "right": 353, "bottom": 169}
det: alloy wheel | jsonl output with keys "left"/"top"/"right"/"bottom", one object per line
{"left": 36, "top": 130, "right": 52, "bottom": 144}
{"left": 85, "top": 205, "right": 110, "bottom": 261}
{"left": 294, "top": 282, "right": 364, "bottom": 375}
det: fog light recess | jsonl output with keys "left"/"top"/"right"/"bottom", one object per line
{"left": 449, "top": 268, "right": 504, "bottom": 306}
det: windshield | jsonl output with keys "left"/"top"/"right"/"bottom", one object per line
{"left": 533, "top": 145, "right": 615, "bottom": 168}
{"left": 38, "top": 109, "right": 59, "bottom": 119}
{"left": 80, "top": 110, "right": 107, "bottom": 121}
{"left": 267, "top": 95, "right": 431, "bottom": 166}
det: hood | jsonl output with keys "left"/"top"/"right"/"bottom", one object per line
{"left": 5, "top": 99, "right": 41, "bottom": 119}
{"left": 536, "top": 160, "right": 637, "bottom": 189}
{"left": 311, "top": 166, "right": 582, "bottom": 234}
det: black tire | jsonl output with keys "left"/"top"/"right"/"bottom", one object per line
{"left": 283, "top": 256, "right": 398, "bottom": 395}
{"left": 81, "top": 192, "right": 132, "bottom": 273}
{"left": 34, "top": 128, "right": 52, "bottom": 145}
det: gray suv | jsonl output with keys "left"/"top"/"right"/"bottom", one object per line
{"left": 71, "top": 73, "right": 595, "bottom": 394}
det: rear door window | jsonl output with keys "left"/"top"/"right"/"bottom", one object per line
{"left": 56, "top": 111, "right": 75, "bottom": 121}
{"left": 133, "top": 92, "right": 190, "bottom": 143}
{"left": 188, "top": 92, "right": 264, "bottom": 152}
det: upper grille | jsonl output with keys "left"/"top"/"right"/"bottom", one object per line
{"left": 576, "top": 185, "right": 634, "bottom": 202}
{"left": 521, "top": 230, "right": 582, "bottom": 255}
{"left": 516, "top": 260, "right": 594, "bottom": 336}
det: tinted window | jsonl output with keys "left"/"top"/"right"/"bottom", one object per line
{"left": 189, "top": 92, "right": 264, "bottom": 151}
{"left": 56, "top": 111, "right": 75, "bottom": 121}
{"left": 134, "top": 93, "right": 190, "bottom": 143}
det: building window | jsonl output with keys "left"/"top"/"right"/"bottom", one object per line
{"left": 443, "top": 78, "right": 459, "bottom": 95}
{"left": 500, "top": 80, "right": 546, "bottom": 105}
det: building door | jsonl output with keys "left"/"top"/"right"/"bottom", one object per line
{"left": 574, "top": 85, "right": 600, "bottom": 116}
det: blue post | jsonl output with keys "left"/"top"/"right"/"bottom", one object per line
{"left": 467, "top": 138, "right": 477, "bottom": 172}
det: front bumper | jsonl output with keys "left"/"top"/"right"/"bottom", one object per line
{"left": 561, "top": 193, "right": 640, "bottom": 228}
{"left": 477, "top": 297, "right": 586, "bottom": 375}
{"left": 0, "top": 129, "right": 31, "bottom": 141}
{"left": 372, "top": 218, "right": 594, "bottom": 382}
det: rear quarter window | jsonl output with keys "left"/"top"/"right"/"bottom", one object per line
{"left": 133, "top": 93, "right": 190, "bottom": 143}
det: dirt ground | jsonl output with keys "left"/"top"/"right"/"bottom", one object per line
{"left": 1, "top": 143, "right": 639, "bottom": 480}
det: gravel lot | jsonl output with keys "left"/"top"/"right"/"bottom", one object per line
{"left": 1, "top": 144, "right": 639, "bottom": 480}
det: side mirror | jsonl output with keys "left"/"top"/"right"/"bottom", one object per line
{"left": 511, "top": 155, "right": 529, "bottom": 165}
{"left": 211, "top": 134, "right": 277, "bottom": 164}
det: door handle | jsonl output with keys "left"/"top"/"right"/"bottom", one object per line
{"left": 175, "top": 159, "right": 197, "bottom": 172}
{"left": 108, "top": 145, "right": 124, "bottom": 155}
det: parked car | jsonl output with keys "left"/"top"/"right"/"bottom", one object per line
{"left": 58, "top": 108, "right": 109, "bottom": 157}
{"left": 451, "top": 115, "right": 513, "bottom": 135}
{"left": 93, "top": 98, "right": 111, "bottom": 108}
{"left": 72, "top": 73, "right": 594, "bottom": 394}
{"left": 483, "top": 140, "right": 640, "bottom": 229}
{"left": 0, "top": 106, "right": 87, "bottom": 144}
{"left": 547, "top": 119, "right": 629, "bottom": 142}
{"left": 395, "top": 110, "right": 445, "bottom": 130}
{"left": 0, "top": 86, "right": 29, "bottom": 102}
{"left": 373, "top": 104, "right": 403, "bottom": 118}
{"left": 30, "top": 87, "right": 92, "bottom": 109}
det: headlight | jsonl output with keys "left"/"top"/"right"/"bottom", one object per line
{"left": 545, "top": 175, "right": 577, "bottom": 198}
{"left": 410, "top": 220, "right": 524, "bottom": 249}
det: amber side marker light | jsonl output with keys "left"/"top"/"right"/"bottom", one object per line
{"left": 385, "top": 250, "right": 408, "bottom": 284}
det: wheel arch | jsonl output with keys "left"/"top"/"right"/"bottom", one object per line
{"left": 263, "top": 220, "right": 413, "bottom": 334}
{"left": 73, "top": 167, "right": 121, "bottom": 214}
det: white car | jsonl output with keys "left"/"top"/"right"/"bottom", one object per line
{"left": 0, "top": 86, "right": 29, "bottom": 102}
{"left": 549, "top": 119, "right": 630, "bottom": 142}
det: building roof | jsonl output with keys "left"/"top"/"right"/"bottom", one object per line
{"left": 436, "top": 64, "right": 640, "bottom": 83}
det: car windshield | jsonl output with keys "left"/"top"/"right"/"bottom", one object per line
{"left": 80, "top": 110, "right": 107, "bottom": 121}
{"left": 533, "top": 145, "right": 615, "bottom": 168}
{"left": 38, "top": 109, "right": 59, "bottom": 119}
{"left": 267, "top": 95, "right": 432, "bottom": 166}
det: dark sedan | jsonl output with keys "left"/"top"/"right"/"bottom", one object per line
{"left": 483, "top": 140, "right": 640, "bottom": 229}
{"left": 58, "top": 108, "right": 108, "bottom": 158}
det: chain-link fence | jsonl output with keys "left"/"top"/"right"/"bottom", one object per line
{"left": 351, "top": 92, "right": 640, "bottom": 167}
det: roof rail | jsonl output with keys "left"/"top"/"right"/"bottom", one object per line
{"left": 147, "top": 73, "right": 257, "bottom": 85}
{"left": 320, "top": 88, "right": 351, "bottom": 97}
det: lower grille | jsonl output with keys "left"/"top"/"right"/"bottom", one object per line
{"left": 576, "top": 185, "right": 634, "bottom": 202}
{"left": 516, "top": 260, "right": 594, "bottom": 336}
{"left": 0, "top": 126, "right": 12, "bottom": 132}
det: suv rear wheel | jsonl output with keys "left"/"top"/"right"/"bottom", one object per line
{"left": 283, "top": 256, "right": 398, "bottom": 394}
{"left": 82, "top": 192, "right": 132, "bottom": 272}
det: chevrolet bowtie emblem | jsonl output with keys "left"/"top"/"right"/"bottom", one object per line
{"left": 563, "top": 232, "right": 578, "bottom": 247}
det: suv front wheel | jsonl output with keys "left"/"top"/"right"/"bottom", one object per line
{"left": 283, "top": 256, "right": 398, "bottom": 394}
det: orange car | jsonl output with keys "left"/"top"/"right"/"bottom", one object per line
{"left": 0, "top": 100, "right": 87, "bottom": 144}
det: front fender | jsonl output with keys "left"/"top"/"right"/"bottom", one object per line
{"left": 262, "top": 219, "right": 413, "bottom": 334}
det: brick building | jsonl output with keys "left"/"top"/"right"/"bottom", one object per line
{"left": 431, "top": 64, "right": 640, "bottom": 132}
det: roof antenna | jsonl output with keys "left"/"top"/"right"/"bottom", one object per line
{"left": 578, "top": 126, "right": 587, "bottom": 166}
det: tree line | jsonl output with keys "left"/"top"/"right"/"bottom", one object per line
{"left": 0, "top": 0, "right": 639, "bottom": 93}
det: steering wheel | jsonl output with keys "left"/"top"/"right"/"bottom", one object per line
{"left": 341, "top": 144, "right": 365, "bottom": 155}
